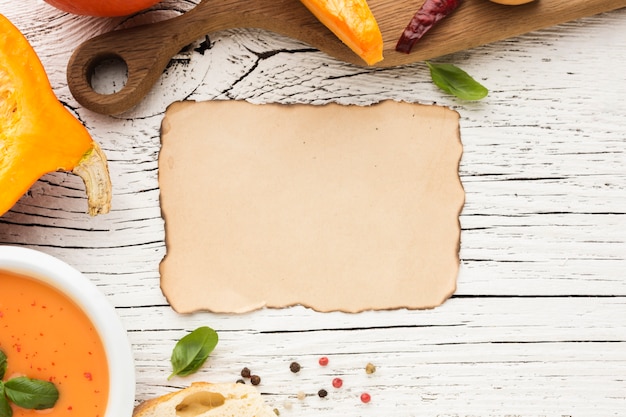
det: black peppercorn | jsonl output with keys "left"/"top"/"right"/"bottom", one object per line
{"left": 318, "top": 389, "right": 328, "bottom": 398}
{"left": 236, "top": 379, "right": 245, "bottom": 384}
{"left": 289, "top": 362, "right": 301, "bottom": 373}
{"left": 241, "top": 367, "right": 251, "bottom": 378}
{"left": 250, "top": 374, "right": 261, "bottom": 385}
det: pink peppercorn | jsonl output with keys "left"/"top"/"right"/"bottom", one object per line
{"left": 332, "top": 378, "right": 343, "bottom": 388}
{"left": 318, "top": 357, "right": 329, "bottom": 366}
{"left": 360, "top": 393, "right": 371, "bottom": 403}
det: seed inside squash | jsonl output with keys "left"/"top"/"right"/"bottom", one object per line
{"left": 0, "top": 67, "right": 18, "bottom": 140}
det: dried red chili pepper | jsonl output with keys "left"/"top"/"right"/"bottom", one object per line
{"left": 396, "top": 0, "right": 462, "bottom": 53}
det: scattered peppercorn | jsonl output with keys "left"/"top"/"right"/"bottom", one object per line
{"left": 365, "top": 362, "right": 376, "bottom": 374}
{"left": 241, "top": 367, "right": 251, "bottom": 378}
{"left": 332, "top": 377, "right": 343, "bottom": 388}
{"left": 236, "top": 379, "right": 245, "bottom": 384}
{"left": 289, "top": 362, "right": 301, "bottom": 373}
{"left": 318, "top": 389, "right": 328, "bottom": 398}
{"left": 318, "top": 356, "right": 329, "bottom": 366}
{"left": 360, "top": 392, "right": 371, "bottom": 403}
{"left": 250, "top": 374, "right": 261, "bottom": 385}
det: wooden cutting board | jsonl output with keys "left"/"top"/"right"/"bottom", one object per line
{"left": 68, "top": 0, "right": 626, "bottom": 114}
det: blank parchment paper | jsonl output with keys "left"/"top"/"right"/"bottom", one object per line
{"left": 159, "top": 100, "right": 464, "bottom": 313}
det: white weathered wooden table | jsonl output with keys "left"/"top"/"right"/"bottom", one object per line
{"left": 1, "top": 1, "right": 625, "bottom": 416}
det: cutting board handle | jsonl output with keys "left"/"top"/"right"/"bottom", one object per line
{"left": 67, "top": 0, "right": 232, "bottom": 115}
{"left": 67, "top": 0, "right": 351, "bottom": 115}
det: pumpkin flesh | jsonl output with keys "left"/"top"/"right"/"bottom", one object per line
{"left": 299, "top": 0, "right": 384, "bottom": 65}
{"left": 0, "top": 14, "right": 111, "bottom": 216}
{"left": 43, "top": 0, "right": 162, "bottom": 17}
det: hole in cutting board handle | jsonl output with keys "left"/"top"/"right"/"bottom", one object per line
{"left": 88, "top": 54, "right": 129, "bottom": 95}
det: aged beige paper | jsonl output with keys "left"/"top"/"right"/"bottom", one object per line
{"left": 159, "top": 100, "right": 464, "bottom": 313}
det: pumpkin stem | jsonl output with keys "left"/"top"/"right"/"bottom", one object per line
{"left": 72, "top": 142, "right": 112, "bottom": 216}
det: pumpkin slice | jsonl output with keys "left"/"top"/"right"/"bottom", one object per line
{"left": 0, "top": 13, "right": 112, "bottom": 216}
{"left": 299, "top": 0, "right": 384, "bottom": 65}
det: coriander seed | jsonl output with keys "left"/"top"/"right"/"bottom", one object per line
{"left": 365, "top": 362, "right": 376, "bottom": 374}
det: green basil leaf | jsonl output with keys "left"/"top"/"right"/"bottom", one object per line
{"left": 426, "top": 61, "right": 488, "bottom": 101}
{"left": 0, "top": 350, "right": 6, "bottom": 380}
{"left": 0, "top": 389, "right": 12, "bottom": 417}
{"left": 169, "top": 326, "right": 218, "bottom": 380}
{"left": 4, "top": 377, "right": 59, "bottom": 410}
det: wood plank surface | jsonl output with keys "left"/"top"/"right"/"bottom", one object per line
{"left": 0, "top": 1, "right": 625, "bottom": 416}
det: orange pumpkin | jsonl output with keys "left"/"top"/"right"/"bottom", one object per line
{"left": 299, "top": 0, "right": 384, "bottom": 65}
{"left": 43, "top": 0, "right": 162, "bottom": 17}
{"left": 0, "top": 14, "right": 111, "bottom": 216}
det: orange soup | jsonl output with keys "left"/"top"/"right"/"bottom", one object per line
{"left": 0, "top": 270, "right": 109, "bottom": 417}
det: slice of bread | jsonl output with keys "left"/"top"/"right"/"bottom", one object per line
{"left": 133, "top": 382, "right": 276, "bottom": 417}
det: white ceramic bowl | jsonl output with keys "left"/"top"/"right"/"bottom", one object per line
{"left": 0, "top": 246, "right": 135, "bottom": 417}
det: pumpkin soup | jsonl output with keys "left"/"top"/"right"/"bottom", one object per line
{"left": 0, "top": 270, "right": 109, "bottom": 417}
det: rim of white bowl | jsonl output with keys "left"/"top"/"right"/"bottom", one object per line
{"left": 0, "top": 246, "right": 135, "bottom": 417}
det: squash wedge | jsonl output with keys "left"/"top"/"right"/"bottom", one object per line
{"left": 0, "top": 14, "right": 112, "bottom": 216}
{"left": 299, "top": 0, "right": 384, "bottom": 65}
